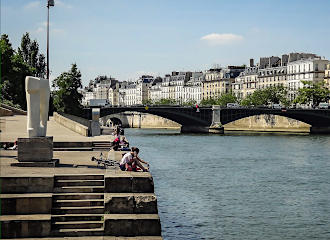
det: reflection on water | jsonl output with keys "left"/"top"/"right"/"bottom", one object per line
{"left": 125, "top": 128, "right": 330, "bottom": 240}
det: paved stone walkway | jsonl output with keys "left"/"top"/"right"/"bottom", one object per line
{"left": 0, "top": 115, "right": 113, "bottom": 142}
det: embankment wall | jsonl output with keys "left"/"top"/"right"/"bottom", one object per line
{"left": 101, "top": 112, "right": 310, "bottom": 132}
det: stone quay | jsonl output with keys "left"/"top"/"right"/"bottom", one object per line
{"left": 0, "top": 114, "right": 162, "bottom": 239}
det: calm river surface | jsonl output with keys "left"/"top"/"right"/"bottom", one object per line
{"left": 125, "top": 129, "right": 330, "bottom": 240}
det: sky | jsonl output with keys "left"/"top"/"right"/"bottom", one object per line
{"left": 1, "top": 0, "right": 330, "bottom": 86}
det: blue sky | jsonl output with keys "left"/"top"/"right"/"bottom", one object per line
{"left": 1, "top": 0, "right": 330, "bottom": 86}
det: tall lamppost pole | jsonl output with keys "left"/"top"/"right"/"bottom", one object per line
{"left": 47, "top": 0, "right": 54, "bottom": 80}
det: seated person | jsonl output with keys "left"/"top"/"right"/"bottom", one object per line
{"left": 119, "top": 147, "right": 149, "bottom": 172}
{"left": 120, "top": 136, "right": 129, "bottom": 148}
{"left": 112, "top": 133, "right": 121, "bottom": 150}
{"left": 8, "top": 140, "right": 18, "bottom": 150}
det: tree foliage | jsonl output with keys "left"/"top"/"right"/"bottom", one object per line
{"left": 217, "top": 93, "right": 237, "bottom": 106}
{"left": 294, "top": 81, "right": 330, "bottom": 106}
{"left": 240, "top": 85, "right": 289, "bottom": 107}
{"left": 0, "top": 33, "right": 46, "bottom": 110}
{"left": 52, "top": 63, "right": 83, "bottom": 115}
{"left": 154, "top": 98, "right": 176, "bottom": 105}
{"left": 182, "top": 99, "right": 197, "bottom": 106}
{"left": 200, "top": 92, "right": 237, "bottom": 106}
{"left": 18, "top": 33, "right": 46, "bottom": 77}
{"left": 200, "top": 97, "right": 217, "bottom": 106}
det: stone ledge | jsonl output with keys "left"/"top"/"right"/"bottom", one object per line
{"left": 0, "top": 194, "right": 52, "bottom": 215}
{"left": 11, "top": 159, "right": 59, "bottom": 167}
{"left": 105, "top": 193, "right": 158, "bottom": 214}
{"left": 0, "top": 214, "right": 51, "bottom": 238}
{"left": 0, "top": 176, "right": 54, "bottom": 193}
{"left": 104, "top": 214, "right": 161, "bottom": 236}
{"left": 105, "top": 176, "right": 154, "bottom": 193}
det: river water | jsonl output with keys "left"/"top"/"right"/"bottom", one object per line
{"left": 124, "top": 129, "right": 330, "bottom": 240}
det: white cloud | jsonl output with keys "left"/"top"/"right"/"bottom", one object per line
{"left": 33, "top": 21, "right": 64, "bottom": 35}
{"left": 55, "top": 0, "right": 73, "bottom": 9}
{"left": 24, "top": 1, "right": 41, "bottom": 10}
{"left": 201, "top": 33, "right": 243, "bottom": 46}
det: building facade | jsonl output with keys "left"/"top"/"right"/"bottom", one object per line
{"left": 232, "top": 65, "right": 258, "bottom": 100}
{"left": 203, "top": 66, "right": 244, "bottom": 100}
{"left": 287, "top": 58, "right": 329, "bottom": 100}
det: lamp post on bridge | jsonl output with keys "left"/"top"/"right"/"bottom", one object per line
{"left": 46, "top": 0, "right": 55, "bottom": 80}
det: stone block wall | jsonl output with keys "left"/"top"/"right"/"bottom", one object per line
{"left": 224, "top": 114, "right": 311, "bottom": 132}
{"left": 53, "top": 112, "right": 89, "bottom": 136}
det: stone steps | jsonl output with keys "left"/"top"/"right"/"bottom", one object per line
{"left": 52, "top": 214, "right": 103, "bottom": 222}
{"left": 53, "top": 193, "right": 104, "bottom": 200}
{"left": 52, "top": 206, "right": 104, "bottom": 215}
{"left": 54, "top": 199, "right": 104, "bottom": 207}
{"left": 1, "top": 237, "right": 163, "bottom": 240}
{"left": 55, "top": 174, "right": 104, "bottom": 180}
{"left": 92, "top": 142, "right": 111, "bottom": 151}
{"left": 51, "top": 175, "right": 105, "bottom": 237}
{"left": 54, "top": 147, "right": 93, "bottom": 151}
{"left": 52, "top": 228, "right": 104, "bottom": 237}
{"left": 54, "top": 186, "right": 105, "bottom": 193}
{"left": 55, "top": 180, "right": 105, "bottom": 187}
{"left": 52, "top": 221, "right": 104, "bottom": 229}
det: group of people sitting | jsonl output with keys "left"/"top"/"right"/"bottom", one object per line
{"left": 110, "top": 125, "right": 149, "bottom": 172}
{"left": 112, "top": 126, "right": 129, "bottom": 151}
{"left": 119, "top": 147, "right": 149, "bottom": 172}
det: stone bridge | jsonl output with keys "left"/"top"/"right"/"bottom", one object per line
{"left": 83, "top": 106, "right": 330, "bottom": 133}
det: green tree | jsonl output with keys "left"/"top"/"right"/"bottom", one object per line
{"left": 240, "top": 85, "right": 289, "bottom": 107}
{"left": 294, "top": 81, "right": 330, "bottom": 106}
{"left": 0, "top": 33, "right": 46, "bottom": 109}
{"left": 52, "top": 63, "right": 83, "bottom": 115}
{"left": 200, "top": 97, "right": 217, "bottom": 106}
{"left": 0, "top": 34, "right": 33, "bottom": 109}
{"left": 216, "top": 92, "right": 237, "bottom": 107}
{"left": 154, "top": 98, "right": 176, "bottom": 105}
{"left": 182, "top": 99, "right": 197, "bottom": 106}
{"left": 264, "top": 85, "right": 289, "bottom": 105}
{"left": 0, "top": 34, "right": 15, "bottom": 103}
{"left": 18, "top": 33, "right": 46, "bottom": 78}
{"left": 142, "top": 99, "right": 153, "bottom": 105}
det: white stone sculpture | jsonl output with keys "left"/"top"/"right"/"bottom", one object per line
{"left": 25, "top": 76, "right": 50, "bottom": 137}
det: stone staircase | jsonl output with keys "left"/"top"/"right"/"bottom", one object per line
{"left": 92, "top": 141, "right": 112, "bottom": 151}
{"left": 52, "top": 175, "right": 105, "bottom": 237}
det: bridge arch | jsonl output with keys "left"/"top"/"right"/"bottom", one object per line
{"left": 97, "top": 107, "right": 213, "bottom": 128}
{"left": 219, "top": 108, "right": 330, "bottom": 127}
{"left": 223, "top": 114, "right": 311, "bottom": 132}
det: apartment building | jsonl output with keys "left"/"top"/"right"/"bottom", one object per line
{"left": 325, "top": 64, "right": 330, "bottom": 90}
{"left": 232, "top": 60, "right": 258, "bottom": 99}
{"left": 287, "top": 57, "right": 329, "bottom": 100}
{"left": 182, "top": 72, "right": 203, "bottom": 104}
{"left": 203, "top": 66, "right": 244, "bottom": 100}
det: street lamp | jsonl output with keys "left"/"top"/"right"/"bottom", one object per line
{"left": 46, "top": 0, "right": 55, "bottom": 80}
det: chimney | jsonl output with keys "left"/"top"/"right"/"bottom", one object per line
{"left": 250, "top": 58, "right": 254, "bottom": 67}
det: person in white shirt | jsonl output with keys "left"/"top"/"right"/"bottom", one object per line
{"left": 119, "top": 147, "right": 149, "bottom": 172}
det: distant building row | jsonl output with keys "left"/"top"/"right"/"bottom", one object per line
{"left": 81, "top": 52, "right": 330, "bottom": 106}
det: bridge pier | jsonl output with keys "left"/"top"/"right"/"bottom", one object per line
{"left": 180, "top": 125, "right": 224, "bottom": 134}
